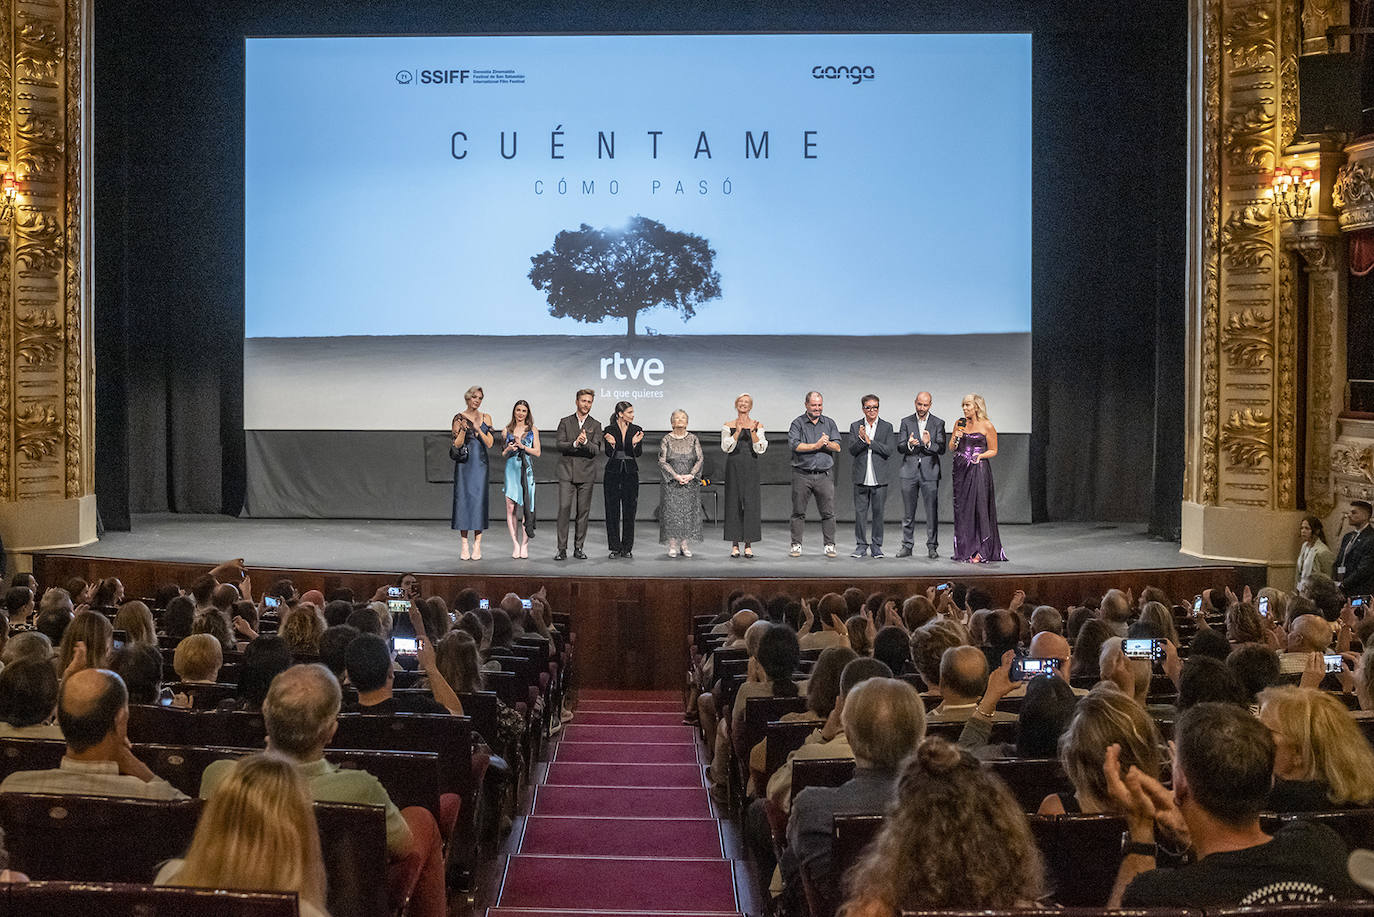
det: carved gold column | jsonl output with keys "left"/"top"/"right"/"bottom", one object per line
{"left": 1182, "top": 0, "right": 1308, "bottom": 582}
{"left": 0, "top": 0, "right": 95, "bottom": 559}
{"left": 1329, "top": 137, "right": 1374, "bottom": 521}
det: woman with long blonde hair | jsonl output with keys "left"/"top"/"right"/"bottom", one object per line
{"left": 156, "top": 753, "right": 329, "bottom": 917}
{"left": 1259, "top": 685, "right": 1374, "bottom": 810}
{"left": 1040, "top": 683, "right": 1164, "bottom": 815}
{"left": 113, "top": 600, "right": 156, "bottom": 646}
{"left": 949, "top": 393, "right": 1006, "bottom": 562}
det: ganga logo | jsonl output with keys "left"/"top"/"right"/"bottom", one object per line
{"left": 395, "top": 70, "right": 413, "bottom": 84}
{"left": 811, "top": 65, "right": 876, "bottom": 85}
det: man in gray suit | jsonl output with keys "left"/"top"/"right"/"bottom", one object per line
{"left": 554, "top": 388, "right": 603, "bottom": 560}
{"left": 896, "top": 391, "right": 947, "bottom": 559}
{"left": 847, "top": 394, "right": 898, "bottom": 558}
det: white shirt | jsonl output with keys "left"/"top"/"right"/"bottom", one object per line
{"left": 863, "top": 420, "right": 879, "bottom": 486}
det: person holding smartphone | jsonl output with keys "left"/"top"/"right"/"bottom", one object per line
{"left": 602, "top": 401, "right": 644, "bottom": 559}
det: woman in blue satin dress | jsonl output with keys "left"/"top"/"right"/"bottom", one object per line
{"left": 949, "top": 393, "right": 1007, "bottom": 563}
{"left": 501, "top": 399, "right": 541, "bottom": 559}
{"left": 451, "top": 385, "right": 494, "bottom": 560}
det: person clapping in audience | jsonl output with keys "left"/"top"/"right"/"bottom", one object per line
{"left": 839, "top": 737, "right": 1045, "bottom": 916}
{"left": 1106, "top": 702, "right": 1365, "bottom": 907}
{"left": 161, "top": 753, "right": 329, "bottom": 917}
{"left": 1257, "top": 685, "right": 1374, "bottom": 811}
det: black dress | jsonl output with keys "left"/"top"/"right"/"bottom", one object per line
{"left": 603, "top": 422, "right": 643, "bottom": 554}
{"left": 722, "top": 423, "right": 765, "bottom": 544}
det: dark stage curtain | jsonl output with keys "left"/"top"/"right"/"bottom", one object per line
{"left": 94, "top": 0, "right": 1186, "bottom": 536}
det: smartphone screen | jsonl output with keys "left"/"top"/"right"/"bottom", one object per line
{"left": 936, "top": 582, "right": 951, "bottom": 592}
{"left": 521, "top": 598, "right": 532, "bottom": 610}
{"left": 1324, "top": 653, "right": 1344, "bottom": 674}
{"left": 263, "top": 595, "right": 280, "bottom": 610}
{"left": 1012, "top": 657, "right": 1060, "bottom": 681}
{"left": 1123, "top": 638, "right": 1164, "bottom": 661}
{"left": 387, "top": 599, "right": 409, "bottom": 619}
{"left": 391, "top": 636, "right": 419, "bottom": 657}
{"left": 1192, "top": 596, "right": 1203, "bottom": 614}
{"left": 1258, "top": 596, "right": 1269, "bottom": 617}
{"left": 479, "top": 598, "right": 490, "bottom": 610}
{"left": 387, "top": 586, "right": 404, "bottom": 599}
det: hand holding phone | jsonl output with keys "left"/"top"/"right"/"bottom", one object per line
{"left": 1123, "top": 638, "right": 1165, "bottom": 662}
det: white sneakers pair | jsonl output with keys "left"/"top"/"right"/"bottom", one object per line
{"left": 789, "top": 543, "right": 837, "bottom": 558}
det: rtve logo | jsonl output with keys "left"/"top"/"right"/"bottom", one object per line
{"left": 811, "top": 65, "right": 876, "bottom": 85}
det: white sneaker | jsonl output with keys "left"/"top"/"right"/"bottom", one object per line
{"left": 682, "top": 547, "right": 693, "bottom": 558}
{"left": 824, "top": 544, "right": 837, "bottom": 558}
{"left": 668, "top": 546, "right": 679, "bottom": 557}
{"left": 789, "top": 544, "right": 802, "bottom": 557}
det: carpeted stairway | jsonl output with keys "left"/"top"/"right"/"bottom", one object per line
{"left": 489, "top": 690, "right": 748, "bottom": 917}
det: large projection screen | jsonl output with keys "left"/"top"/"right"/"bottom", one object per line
{"left": 243, "top": 33, "right": 1031, "bottom": 519}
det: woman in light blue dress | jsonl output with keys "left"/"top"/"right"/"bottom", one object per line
{"left": 501, "top": 399, "right": 541, "bottom": 559}
{"left": 451, "top": 385, "right": 494, "bottom": 560}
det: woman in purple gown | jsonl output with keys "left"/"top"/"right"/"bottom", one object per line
{"left": 950, "top": 393, "right": 1007, "bottom": 563}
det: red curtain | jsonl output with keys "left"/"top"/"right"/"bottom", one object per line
{"left": 1353, "top": 228, "right": 1374, "bottom": 277}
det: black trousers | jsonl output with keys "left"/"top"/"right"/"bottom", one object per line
{"left": 604, "top": 466, "right": 639, "bottom": 553}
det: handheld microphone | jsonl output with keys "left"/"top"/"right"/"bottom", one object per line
{"left": 955, "top": 418, "right": 967, "bottom": 428}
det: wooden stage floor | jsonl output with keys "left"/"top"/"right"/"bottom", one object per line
{"left": 32, "top": 515, "right": 1265, "bottom": 690}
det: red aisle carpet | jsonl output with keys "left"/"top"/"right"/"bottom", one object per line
{"left": 492, "top": 690, "right": 746, "bottom": 917}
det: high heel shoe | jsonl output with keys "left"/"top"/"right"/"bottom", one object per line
{"left": 460, "top": 538, "right": 471, "bottom": 561}
{"left": 519, "top": 544, "right": 529, "bottom": 559}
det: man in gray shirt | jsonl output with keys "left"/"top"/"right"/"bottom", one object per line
{"left": 788, "top": 391, "right": 842, "bottom": 557}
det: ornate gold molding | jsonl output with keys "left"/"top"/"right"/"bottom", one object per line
{"left": 1334, "top": 138, "right": 1374, "bottom": 232}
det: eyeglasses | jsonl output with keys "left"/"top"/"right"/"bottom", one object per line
{"left": 862, "top": 404, "right": 879, "bottom": 411}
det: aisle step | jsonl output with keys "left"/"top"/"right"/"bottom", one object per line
{"left": 579, "top": 700, "right": 683, "bottom": 713}
{"left": 489, "top": 909, "right": 743, "bottom": 917}
{"left": 531, "top": 785, "right": 714, "bottom": 819}
{"left": 580, "top": 690, "right": 679, "bottom": 702}
{"left": 497, "top": 855, "right": 739, "bottom": 912}
{"left": 573, "top": 712, "right": 686, "bottom": 727}
{"left": 518, "top": 816, "right": 723, "bottom": 857}
{"left": 555, "top": 742, "right": 700, "bottom": 764}
{"left": 544, "top": 762, "right": 705, "bottom": 788}
{"left": 562, "top": 724, "right": 694, "bottom": 744}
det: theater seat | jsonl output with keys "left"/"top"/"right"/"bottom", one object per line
{"left": 9, "top": 880, "right": 298, "bottom": 916}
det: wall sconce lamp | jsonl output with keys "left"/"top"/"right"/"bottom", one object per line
{"left": 1271, "top": 166, "right": 1316, "bottom": 220}
{"left": 0, "top": 171, "right": 20, "bottom": 224}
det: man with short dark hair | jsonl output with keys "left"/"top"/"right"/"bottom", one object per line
{"left": 847, "top": 394, "right": 897, "bottom": 558}
{"left": 1107, "top": 702, "right": 1363, "bottom": 907}
{"left": 554, "top": 388, "right": 601, "bottom": 561}
{"left": 0, "top": 669, "right": 184, "bottom": 799}
{"left": 1335, "top": 499, "right": 1374, "bottom": 597}
{"left": 343, "top": 633, "right": 464, "bottom": 715}
{"left": 319, "top": 624, "right": 359, "bottom": 680}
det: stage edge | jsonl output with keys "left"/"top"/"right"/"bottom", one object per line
{"left": 1181, "top": 500, "right": 1300, "bottom": 589}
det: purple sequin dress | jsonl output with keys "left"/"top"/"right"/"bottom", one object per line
{"left": 951, "top": 431, "right": 1007, "bottom": 562}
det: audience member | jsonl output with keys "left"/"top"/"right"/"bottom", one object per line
{"left": 344, "top": 633, "right": 464, "bottom": 716}
{"left": 1280, "top": 613, "right": 1333, "bottom": 674}
{"left": 1098, "top": 637, "right": 1151, "bottom": 708}
{"left": 226, "top": 635, "right": 294, "bottom": 712}
{"left": 787, "top": 677, "right": 927, "bottom": 908}
{"left": 1177, "top": 655, "right": 1248, "bottom": 711}
{"left": 929, "top": 646, "right": 1011, "bottom": 723}
{"left": 1109, "top": 702, "right": 1364, "bottom": 906}
{"left": 280, "top": 603, "right": 326, "bottom": 655}
{"left": 199, "top": 665, "right": 446, "bottom": 917}
{"left": 113, "top": 601, "right": 156, "bottom": 646}
{"left": 1190, "top": 625, "right": 1232, "bottom": 661}
{"left": 192, "top": 609, "right": 234, "bottom": 653}
{"left": 172, "top": 634, "right": 223, "bottom": 684}
{"left": 0, "top": 658, "right": 61, "bottom": 738}
{"left": 0, "top": 669, "right": 185, "bottom": 799}
{"left": 909, "top": 619, "right": 966, "bottom": 695}
{"left": 1029, "top": 605, "right": 1063, "bottom": 637}
{"left": 900, "top": 595, "right": 936, "bottom": 631}
{"left": 1040, "top": 683, "right": 1162, "bottom": 815}
{"left": 1226, "top": 643, "right": 1280, "bottom": 707}
{"left": 1257, "top": 685, "right": 1374, "bottom": 811}
{"left": 160, "top": 753, "right": 328, "bottom": 917}
{"left": 1070, "top": 618, "right": 1112, "bottom": 680}
{"left": 1137, "top": 601, "right": 1179, "bottom": 647}
{"left": 4, "top": 587, "right": 33, "bottom": 630}
{"left": 58, "top": 610, "right": 113, "bottom": 676}
{"left": 870, "top": 626, "right": 911, "bottom": 676}
{"left": 162, "top": 595, "right": 195, "bottom": 640}
{"left": 960, "top": 654, "right": 1079, "bottom": 759}
{"left": 840, "top": 737, "right": 1044, "bottom": 915}
{"left": 1, "top": 631, "right": 51, "bottom": 668}
{"left": 1100, "top": 589, "right": 1131, "bottom": 637}
{"left": 108, "top": 643, "right": 165, "bottom": 705}
{"left": 318, "top": 624, "right": 359, "bottom": 680}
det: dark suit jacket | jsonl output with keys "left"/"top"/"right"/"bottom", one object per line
{"left": 846, "top": 418, "right": 897, "bottom": 486}
{"left": 896, "top": 412, "right": 947, "bottom": 482}
{"left": 1336, "top": 526, "right": 1374, "bottom": 595}
{"left": 555, "top": 413, "right": 603, "bottom": 484}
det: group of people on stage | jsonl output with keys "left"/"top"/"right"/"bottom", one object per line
{"left": 448, "top": 386, "right": 1008, "bottom": 563}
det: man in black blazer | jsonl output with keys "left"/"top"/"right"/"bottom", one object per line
{"left": 554, "top": 388, "right": 603, "bottom": 560}
{"left": 896, "top": 392, "right": 947, "bottom": 559}
{"left": 847, "top": 395, "right": 898, "bottom": 558}
{"left": 1335, "top": 499, "right": 1374, "bottom": 597}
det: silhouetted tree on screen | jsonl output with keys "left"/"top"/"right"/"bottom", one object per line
{"left": 528, "top": 215, "right": 722, "bottom": 338}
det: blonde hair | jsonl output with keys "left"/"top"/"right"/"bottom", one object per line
{"left": 1059, "top": 684, "right": 1163, "bottom": 812}
{"left": 114, "top": 601, "right": 156, "bottom": 646}
{"left": 734, "top": 393, "right": 753, "bottom": 411}
{"left": 167, "top": 753, "right": 327, "bottom": 910}
{"left": 173, "top": 634, "right": 223, "bottom": 683}
{"left": 961, "top": 393, "right": 990, "bottom": 422}
{"left": 59, "top": 611, "right": 113, "bottom": 673}
{"left": 1138, "top": 601, "right": 1179, "bottom": 647}
{"left": 463, "top": 385, "right": 483, "bottom": 401}
{"left": 1358, "top": 647, "right": 1374, "bottom": 712}
{"left": 279, "top": 603, "right": 326, "bottom": 655}
{"left": 1258, "top": 685, "right": 1374, "bottom": 806}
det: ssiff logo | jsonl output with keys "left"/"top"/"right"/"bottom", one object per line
{"left": 395, "top": 70, "right": 413, "bottom": 84}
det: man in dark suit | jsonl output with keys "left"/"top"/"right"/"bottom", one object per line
{"left": 554, "top": 388, "right": 602, "bottom": 560}
{"left": 847, "top": 394, "right": 898, "bottom": 558}
{"left": 896, "top": 391, "right": 947, "bottom": 558}
{"left": 1334, "top": 499, "right": 1374, "bottom": 596}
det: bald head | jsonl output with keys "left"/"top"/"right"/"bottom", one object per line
{"left": 730, "top": 609, "right": 759, "bottom": 639}
{"left": 1029, "top": 631, "right": 1072, "bottom": 683}
{"left": 58, "top": 668, "right": 127, "bottom": 753}
{"left": 264, "top": 663, "right": 343, "bottom": 757}
{"left": 939, "top": 645, "right": 989, "bottom": 704}
{"left": 1288, "top": 614, "right": 1331, "bottom": 654}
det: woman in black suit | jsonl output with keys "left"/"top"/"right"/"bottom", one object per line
{"left": 602, "top": 401, "right": 644, "bottom": 558}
